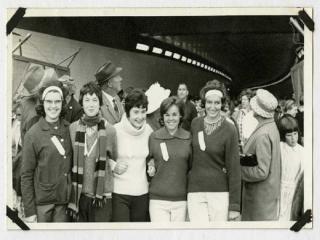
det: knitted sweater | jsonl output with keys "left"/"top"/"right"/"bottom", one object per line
{"left": 113, "top": 116, "right": 153, "bottom": 196}
{"left": 188, "top": 116, "right": 241, "bottom": 212}
{"left": 148, "top": 127, "right": 192, "bottom": 201}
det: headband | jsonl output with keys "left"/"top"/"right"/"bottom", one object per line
{"left": 205, "top": 89, "right": 223, "bottom": 99}
{"left": 42, "top": 86, "right": 63, "bottom": 100}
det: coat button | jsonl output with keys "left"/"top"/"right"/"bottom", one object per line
{"left": 64, "top": 173, "right": 67, "bottom": 176}
{"left": 54, "top": 126, "right": 58, "bottom": 130}
{"left": 222, "top": 168, "right": 227, "bottom": 173}
{"left": 69, "top": 106, "right": 73, "bottom": 109}
{"left": 60, "top": 138, "right": 64, "bottom": 142}
{"left": 63, "top": 156, "right": 66, "bottom": 159}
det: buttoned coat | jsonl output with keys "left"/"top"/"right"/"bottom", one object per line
{"left": 241, "top": 118, "right": 281, "bottom": 221}
{"left": 21, "top": 117, "right": 72, "bottom": 217}
{"left": 100, "top": 93, "right": 124, "bottom": 125}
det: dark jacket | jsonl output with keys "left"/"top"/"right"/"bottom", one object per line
{"left": 181, "top": 100, "right": 197, "bottom": 131}
{"left": 64, "top": 95, "right": 83, "bottom": 124}
{"left": 21, "top": 117, "right": 72, "bottom": 217}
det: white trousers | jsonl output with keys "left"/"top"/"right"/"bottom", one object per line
{"left": 149, "top": 200, "right": 187, "bottom": 222}
{"left": 187, "top": 192, "right": 229, "bottom": 222}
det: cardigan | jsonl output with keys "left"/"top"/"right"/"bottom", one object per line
{"left": 188, "top": 116, "right": 241, "bottom": 212}
{"left": 21, "top": 117, "right": 72, "bottom": 217}
{"left": 148, "top": 127, "right": 192, "bottom": 201}
{"left": 113, "top": 116, "right": 153, "bottom": 196}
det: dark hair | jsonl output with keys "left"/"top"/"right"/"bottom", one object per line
{"left": 79, "top": 81, "right": 103, "bottom": 107}
{"left": 277, "top": 114, "right": 300, "bottom": 141}
{"left": 178, "top": 83, "right": 188, "bottom": 91}
{"left": 124, "top": 88, "right": 148, "bottom": 117}
{"left": 159, "top": 96, "right": 184, "bottom": 127}
{"left": 199, "top": 84, "right": 226, "bottom": 108}
{"left": 238, "top": 88, "right": 253, "bottom": 102}
{"left": 35, "top": 80, "right": 67, "bottom": 118}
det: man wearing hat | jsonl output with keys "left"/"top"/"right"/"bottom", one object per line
{"left": 240, "top": 89, "right": 281, "bottom": 221}
{"left": 19, "top": 65, "right": 58, "bottom": 144}
{"left": 95, "top": 61, "right": 124, "bottom": 125}
{"left": 58, "top": 75, "right": 82, "bottom": 123}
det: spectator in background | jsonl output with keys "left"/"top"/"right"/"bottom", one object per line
{"left": 296, "top": 95, "right": 304, "bottom": 145}
{"left": 188, "top": 84, "right": 241, "bottom": 222}
{"left": 145, "top": 83, "right": 171, "bottom": 131}
{"left": 277, "top": 115, "right": 303, "bottom": 221}
{"left": 241, "top": 89, "right": 281, "bottom": 221}
{"left": 58, "top": 75, "right": 82, "bottom": 123}
{"left": 176, "top": 83, "right": 197, "bottom": 131}
{"left": 19, "top": 65, "right": 58, "bottom": 144}
{"left": 21, "top": 81, "right": 72, "bottom": 223}
{"left": 95, "top": 61, "right": 124, "bottom": 125}
{"left": 232, "top": 89, "right": 258, "bottom": 147}
{"left": 284, "top": 99, "right": 298, "bottom": 118}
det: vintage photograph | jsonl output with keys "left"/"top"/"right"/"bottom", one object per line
{"left": 6, "top": 8, "right": 313, "bottom": 229}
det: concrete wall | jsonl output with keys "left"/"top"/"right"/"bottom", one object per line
{"left": 12, "top": 28, "right": 227, "bottom": 98}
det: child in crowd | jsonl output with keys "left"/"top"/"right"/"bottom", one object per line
{"left": 277, "top": 115, "right": 304, "bottom": 220}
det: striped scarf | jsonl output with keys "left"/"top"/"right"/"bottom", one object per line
{"left": 67, "top": 118, "right": 113, "bottom": 217}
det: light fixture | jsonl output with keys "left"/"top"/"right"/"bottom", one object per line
{"left": 165, "top": 50, "right": 172, "bottom": 57}
{"left": 173, "top": 53, "right": 181, "bottom": 59}
{"left": 152, "top": 47, "right": 163, "bottom": 54}
{"left": 136, "top": 43, "right": 149, "bottom": 51}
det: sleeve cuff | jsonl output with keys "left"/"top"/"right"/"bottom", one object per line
{"left": 228, "top": 203, "right": 240, "bottom": 212}
{"left": 109, "top": 159, "right": 117, "bottom": 171}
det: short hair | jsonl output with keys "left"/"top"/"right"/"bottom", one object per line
{"left": 199, "top": 84, "right": 226, "bottom": 108}
{"left": 79, "top": 81, "right": 103, "bottom": 107}
{"left": 159, "top": 96, "right": 185, "bottom": 127}
{"left": 277, "top": 114, "right": 300, "bottom": 141}
{"left": 178, "top": 83, "right": 188, "bottom": 90}
{"left": 284, "top": 99, "right": 297, "bottom": 113}
{"left": 35, "top": 80, "right": 67, "bottom": 118}
{"left": 238, "top": 88, "right": 254, "bottom": 102}
{"left": 124, "top": 88, "right": 148, "bottom": 117}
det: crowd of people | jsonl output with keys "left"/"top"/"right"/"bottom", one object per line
{"left": 11, "top": 60, "right": 304, "bottom": 223}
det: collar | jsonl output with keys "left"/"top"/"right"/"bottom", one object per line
{"left": 102, "top": 90, "right": 115, "bottom": 103}
{"left": 121, "top": 115, "right": 147, "bottom": 136}
{"left": 38, "top": 117, "right": 70, "bottom": 131}
{"left": 249, "top": 117, "right": 275, "bottom": 136}
{"left": 154, "top": 127, "right": 190, "bottom": 140}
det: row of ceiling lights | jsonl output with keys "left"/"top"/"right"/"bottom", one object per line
{"left": 136, "top": 43, "right": 232, "bottom": 81}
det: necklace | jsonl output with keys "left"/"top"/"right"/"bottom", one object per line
{"left": 204, "top": 115, "right": 223, "bottom": 135}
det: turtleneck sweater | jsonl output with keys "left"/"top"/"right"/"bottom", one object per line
{"left": 113, "top": 116, "right": 153, "bottom": 196}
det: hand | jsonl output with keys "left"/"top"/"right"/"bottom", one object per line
{"left": 147, "top": 165, "right": 156, "bottom": 177}
{"left": 228, "top": 211, "right": 241, "bottom": 221}
{"left": 114, "top": 161, "right": 128, "bottom": 175}
{"left": 24, "top": 214, "right": 37, "bottom": 223}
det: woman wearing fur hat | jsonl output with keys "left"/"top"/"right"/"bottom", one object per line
{"left": 241, "top": 89, "right": 281, "bottom": 221}
{"left": 21, "top": 81, "right": 72, "bottom": 222}
{"left": 68, "top": 82, "right": 117, "bottom": 222}
{"left": 187, "top": 84, "right": 241, "bottom": 222}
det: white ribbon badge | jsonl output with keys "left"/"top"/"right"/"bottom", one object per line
{"left": 51, "top": 136, "right": 66, "bottom": 156}
{"left": 160, "top": 142, "right": 169, "bottom": 161}
{"left": 198, "top": 131, "right": 206, "bottom": 151}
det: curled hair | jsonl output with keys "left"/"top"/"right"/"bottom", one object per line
{"left": 199, "top": 84, "right": 226, "bottom": 108}
{"left": 277, "top": 114, "right": 300, "bottom": 142}
{"left": 124, "top": 88, "right": 148, "bottom": 117}
{"left": 79, "top": 81, "right": 103, "bottom": 107}
{"left": 35, "top": 80, "right": 67, "bottom": 118}
{"left": 159, "top": 96, "right": 185, "bottom": 127}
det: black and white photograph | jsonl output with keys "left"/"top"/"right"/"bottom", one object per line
{"left": 3, "top": 5, "right": 316, "bottom": 236}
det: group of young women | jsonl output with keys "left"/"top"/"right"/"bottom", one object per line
{"left": 19, "top": 78, "right": 303, "bottom": 223}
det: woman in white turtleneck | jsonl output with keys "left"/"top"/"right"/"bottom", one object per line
{"left": 112, "top": 89, "right": 153, "bottom": 222}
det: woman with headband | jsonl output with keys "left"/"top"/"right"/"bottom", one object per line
{"left": 187, "top": 84, "right": 241, "bottom": 222}
{"left": 21, "top": 81, "right": 72, "bottom": 223}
